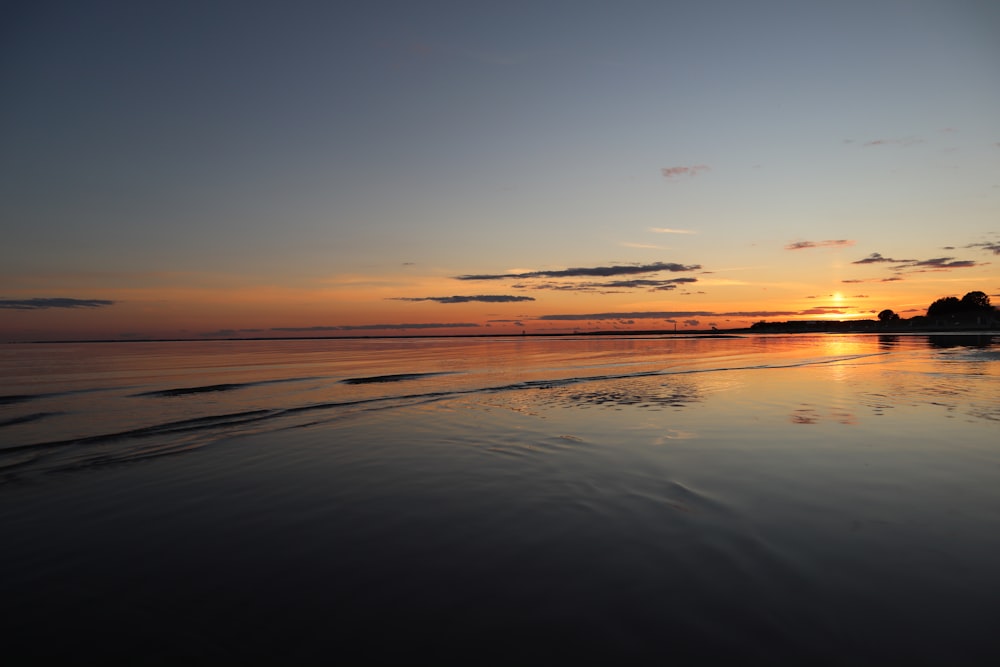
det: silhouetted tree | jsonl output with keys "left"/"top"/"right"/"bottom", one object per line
{"left": 960, "top": 291, "right": 991, "bottom": 310}
{"left": 877, "top": 309, "right": 899, "bottom": 323}
{"left": 926, "top": 296, "right": 962, "bottom": 320}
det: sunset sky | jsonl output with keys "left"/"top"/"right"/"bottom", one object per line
{"left": 2, "top": 0, "right": 998, "bottom": 341}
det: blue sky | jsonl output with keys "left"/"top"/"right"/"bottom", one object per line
{"left": 2, "top": 0, "right": 998, "bottom": 339}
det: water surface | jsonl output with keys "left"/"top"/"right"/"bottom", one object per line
{"left": 1, "top": 334, "right": 998, "bottom": 663}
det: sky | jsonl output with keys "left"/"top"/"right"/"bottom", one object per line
{"left": 2, "top": 0, "right": 999, "bottom": 341}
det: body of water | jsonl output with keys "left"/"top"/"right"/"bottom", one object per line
{"left": 2, "top": 333, "right": 998, "bottom": 663}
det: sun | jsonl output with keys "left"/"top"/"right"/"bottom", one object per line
{"left": 832, "top": 292, "right": 844, "bottom": 302}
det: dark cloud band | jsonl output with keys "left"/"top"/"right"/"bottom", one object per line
{"left": 966, "top": 241, "right": 1000, "bottom": 255}
{"left": 456, "top": 262, "right": 700, "bottom": 281}
{"left": 0, "top": 298, "right": 115, "bottom": 310}
{"left": 851, "top": 253, "right": 980, "bottom": 271}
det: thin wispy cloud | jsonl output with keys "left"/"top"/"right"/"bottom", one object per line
{"left": 785, "top": 240, "right": 855, "bottom": 250}
{"left": 388, "top": 295, "right": 535, "bottom": 304}
{"left": 649, "top": 227, "right": 696, "bottom": 234}
{"left": 590, "top": 277, "right": 697, "bottom": 291}
{"left": 510, "top": 277, "right": 698, "bottom": 293}
{"left": 844, "top": 246, "right": 985, "bottom": 283}
{"left": 0, "top": 297, "right": 115, "bottom": 310}
{"left": 851, "top": 253, "right": 913, "bottom": 264}
{"left": 851, "top": 253, "right": 980, "bottom": 271}
{"left": 805, "top": 293, "right": 868, "bottom": 300}
{"left": 620, "top": 242, "right": 663, "bottom": 249}
{"left": 907, "top": 257, "right": 979, "bottom": 270}
{"left": 862, "top": 137, "right": 923, "bottom": 147}
{"left": 966, "top": 241, "right": 1000, "bottom": 255}
{"left": 455, "top": 261, "right": 701, "bottom": 281}
{"left": 660, "top": 165, "right": 709, "bottom": 180}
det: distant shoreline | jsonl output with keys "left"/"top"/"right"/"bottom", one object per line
{"left": 6, "top": 326, "right": 998, "bottom": 345}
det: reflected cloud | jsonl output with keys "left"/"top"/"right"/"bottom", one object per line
{"left": 557, "top": 377, "right": 702, "bottom": 410}
{"left": 790, "top": 404, "right": 857, "bottom": 425}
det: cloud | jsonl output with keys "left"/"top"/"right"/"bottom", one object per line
{"left": 805, "top": 293, "right": 867, "bottom": 299}
{"left": 862, "top": 137, "right": 923, "bottom": 147}
{"left": 661, "top": 165, "right": 710, "bottom": 179}
{"left": 966, "top": 241, "right": 1000, "bottom": 255}
{"left": 271, "top": 323, "right": 479, "bottom": 332}
{"left": 455, "top": 261, "right": 701, "bottom": 281}
{"left": 389, "top": 295, "right": 535, "bottom": 304}
{"left": 847, "top": 250, "right": 981, "bottom": 279}
{"left": 906, "top": 257, "right": 978, "bottom": 270}
{"left": 785, "top": 240, "right": 855, "bottom": 250}
{"left": 620, "top": 242, "right": 663, "bottom": 249}
{"left": 649, "top": 227, "right": 697, "bottom": 234}
{"left": 855, "top": 254, "right": 978, "bottom": 270}
{"left": 0, "top": 297, "right": 115, "bottom": 310}
{"left": 851, "top": 253, "right": 913, "bottom": 264}
{"left": 517, "top": 277, "right": 699, "bottom": 293}
{"left": 591, "top": 277, "right": 698, "bottom": 291}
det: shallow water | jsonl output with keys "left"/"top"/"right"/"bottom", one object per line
{"left": 2, "top": 333, "right": 998, "bottom": 663}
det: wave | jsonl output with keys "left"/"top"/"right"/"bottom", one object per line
{"left": 134, "top": 376, "right": 326, "bottom": 397}
{"left": 341, "top": 372, "right": 453, "bottom": 385}
{"left": 0, "top": 412, "right": 62, "bottom": 428}
{"left": 0, "top": 386, "right": 129, "bottom": 405}
{"left": 0, "top": 395, "right": 37, "bottom": 405}
{"left": 0, "top": 352, "right": 890, "bottom": 478}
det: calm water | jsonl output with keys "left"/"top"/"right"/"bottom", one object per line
{"left": 2, "top": 333, "right": 999, "bottom": 663}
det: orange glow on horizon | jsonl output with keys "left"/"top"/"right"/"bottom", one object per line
{"left": 0, "top": 273, "right": 992, "bottom": 341}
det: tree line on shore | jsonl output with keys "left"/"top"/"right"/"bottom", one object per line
{"left": 751, "top": 290, "right": 998, "bottom": 332}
